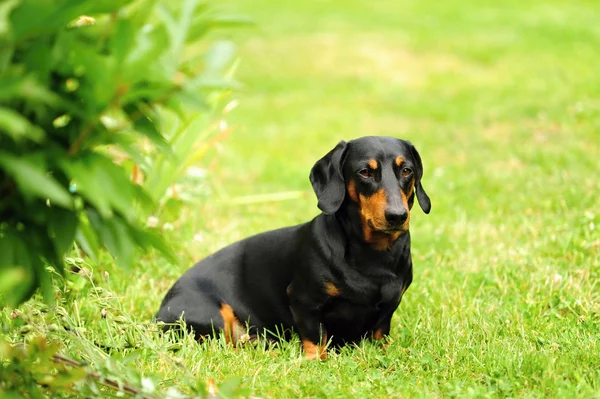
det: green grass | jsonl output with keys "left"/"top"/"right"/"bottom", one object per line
{"left": 3, "top": 0, "right": 600, "bottom": 397}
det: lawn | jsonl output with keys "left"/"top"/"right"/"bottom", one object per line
{"left": 2, "top": 0, "right": 600, "bottom": 397}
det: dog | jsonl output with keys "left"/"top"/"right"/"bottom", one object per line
{"left": 156, "top": 136, "right": 431, "bottom": 360}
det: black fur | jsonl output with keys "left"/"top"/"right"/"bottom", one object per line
{"left": 156, "top": 136, "right": 430, "bottom": 355}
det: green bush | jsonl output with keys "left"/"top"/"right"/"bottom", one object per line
{"left": 0, "top": 0, "right": 243, "bottom": 307}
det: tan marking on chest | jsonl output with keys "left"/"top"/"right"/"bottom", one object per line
{"left": 324, "top": 281, "right": 341, "bottom": 296}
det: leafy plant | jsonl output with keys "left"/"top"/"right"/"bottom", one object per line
{"left": 0, "top": 0, "right": 244, "bottom": 307}
{"left": 0, "top": 334, "right": 245, "bottom": 398}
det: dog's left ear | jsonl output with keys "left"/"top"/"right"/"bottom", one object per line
{"left": 309, "top": 140, "right": 348, "bottom": 215}
{"left": 405, "top": 140, "right": 431, "bottom": 214}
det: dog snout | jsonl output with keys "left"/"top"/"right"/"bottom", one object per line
{"left": 384, "top": 207, "right": 408, "bottom": 226}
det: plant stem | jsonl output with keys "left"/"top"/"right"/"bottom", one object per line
{"left": 52, "top": 354, "right": 148, "bottom": 397}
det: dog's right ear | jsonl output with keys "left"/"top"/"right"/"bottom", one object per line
{"left": 405, "top": 141, "right": 431, "bottom": 214}
{"left": 309, "top": 140, "right": 348, "bottom": 215}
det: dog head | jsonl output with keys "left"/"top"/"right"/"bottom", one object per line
{"left": 310, "top": 136, "right": 430, "bottom": 248}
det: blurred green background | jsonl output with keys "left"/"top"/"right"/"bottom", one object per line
{"left": 206, "top": 0, "right": 599, "bottom": 254}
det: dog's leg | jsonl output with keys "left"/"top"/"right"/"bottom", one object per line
{"left": 302, "top": 325, "right": 328, "bottom": 361}
{"left": 371, "top": 315, "right": 392, "bottom": 345}
{"left": 371, "top": 280, "right": 409, "bottom": 344}
{"left": 290, "top": 304, "right": 328, "bottom": 360}
{"left": 371, "top": 300, "right": 400, "bottom": 346}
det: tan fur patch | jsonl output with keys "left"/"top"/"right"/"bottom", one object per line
{"left": 373, "top": 328, "right": 385, "bottom": 340}
{"left": 219, "top": 303, "right": 245, "bottom": 345}
{"left": 368, "top": 159, "right": 378, "bottom": 169}
{"left": 398, "top": 180, "right": 415, "bottom": 231}
{"left": 395, "top": 156, "right": 404, "bottom": 166}
{"left": 365, "top": 231, "right": 400, "bottom": 251}
{"left": 358, "top": 188, "right": 387, "bottom": 231}
{"left": 324, "top": 281, "right": 341, "bottom": 296}
{"left": 373, "top": 328, "right": 391, "bottom": 348}
{"left": 303, "top": 332, "right": 328, "bottom": 360}
{"left": 347, "top": 180, "right": 359, "bottom": 202}
{"left": 358, "top": 189, "right": 399, "bottom": 250}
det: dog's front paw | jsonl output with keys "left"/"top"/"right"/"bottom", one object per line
{"left": 302, "top": 339, "right": 328, "bottom": 360}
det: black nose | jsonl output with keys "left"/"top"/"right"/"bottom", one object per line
{"left": 385, "top": 207, "right": 408, "bottom": 225}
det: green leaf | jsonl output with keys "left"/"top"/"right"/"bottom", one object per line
{"left": 9, "top": 0, "right": 132, "bottom": 41}
{"left": 124, "top": 25, "right": 170, "bottom": 83}
{"left": 60, "top": 154, "right": 137, "bottom": 220}
{"left": 0, "top": 0, "right": 18, "bottom": 72}
{"left": 22, "top": 36, "right": 53, "bottom": 85}
{"left": 0, "top": 151, "right": 73, "bottom": 209}
{"left": 156, "top": 0, "right": 201, "bottom": 61}
{"left": 95, "top": 216, "right": 137, "bottom": 268}
{"left": 120, "top": 81, "right": 172, "bottom": 104}
{"left": 204, "top": 40, "right": 237, "bottom": 77}
{"left": 47, "top": 207, "right": 78, "bottom": 258}
{"left": 111, "top": 18, "right": 136, "bottom": 64}
{"left": 0, "top": 106, "right": 46, "bottom": 142}
{"left": 59, "top": 158, "right": 112, "bottom": 218}
{"left": 84, "top": 0, "right": 135, "bottom": 14}
{"left": 130, "top": 227, "right": 178, "bottom": 265}
{"left": 0, "top": 43, "right": 13, "bottom": 73}
{"left": 9, "top": 0, "right": 78, "bottom": 40}
{"left": 186, "top": 20, "right": 209, "bottom": 44}
{"left": 0, "top": 230, "right": 35, "bottom": 307}
{"left": 37, "top": 259, "right": 55, "bottom": 305}
{"left": 0, "top": 267, "right": 30, "bottom": 303}
{"left": 0, "top": 0, "right": 19, "bottom": 38}
{"left": 111, "top": 139, "right": 152, "bottom": 171}
{"left": 170, "top": 89, "right": 208, "bottom": 111}
{"left": 91, "top": 155, "right": 138, "bottom": 220}
{"left": 0, "top": 228, "right": 30, "bottom": 267}
{"left": 63, "top": 39, "right": 115, "bottom": 107}
{"left": 123, "top": 0, "right": 157, "bottom": 26}
{"left": 75, "top": 214, "right": 100, "bottom": 263}
{"left": 0, "top": 74, "right": 61, "bottom": 104}
{"left": 123, "top": 103, "right": 173, "bottom": 156}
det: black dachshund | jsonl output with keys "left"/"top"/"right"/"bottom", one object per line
{"left": 157, "top": 136, "right": 431, "bottom": 359}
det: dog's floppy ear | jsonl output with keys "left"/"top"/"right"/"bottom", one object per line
{"left": 309, "top": 140, "right": 348, "bottom": 215}
{"left": 405, "top": 140, "right": 431, "bottom": 214}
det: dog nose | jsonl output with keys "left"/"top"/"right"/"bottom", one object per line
{"left": 385, "top": 207, "right": 408, "bottom": 225}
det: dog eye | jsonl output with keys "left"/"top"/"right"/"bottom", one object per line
{"left": 401, "top": 167, "right": 412, "bottom": 177}
{"left": 358, "top": 168, "right": 372, "bottom": 178}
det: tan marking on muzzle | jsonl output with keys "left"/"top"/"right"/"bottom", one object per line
{"left": 398, "top": 179, "right": 415, "bottom": 231}
{"left": 357, "top": 188, "right": 401, "bottom": 250}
